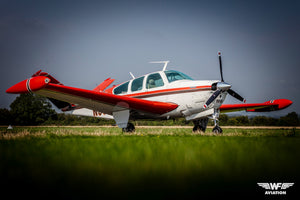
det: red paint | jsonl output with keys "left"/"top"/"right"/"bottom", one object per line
{"left": 6, "top": 76, "right": 50, "bottom": 94}
{"left": 93, "top": 78, "right": 115, "bottom": 92}
{"left": 32, "top": 70, "right": 61, "bottom": 85}
{"left": 270, "top": 99, "right": 293, "bottom": 110}
{"left": 104, "top": 87, "right": 114, "bottom": 94}
{"left": 29, "top": 76, "right": 50, "bottom": 91}
{"left": 6, "top": 79, "right": 28, "bottom": 94}
{"left": 220, "top": 99, "right": 293, "bottom": 112}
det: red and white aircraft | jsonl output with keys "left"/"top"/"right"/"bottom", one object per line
{"left": 6, "top": 52, "right": 292, "bottom": 133}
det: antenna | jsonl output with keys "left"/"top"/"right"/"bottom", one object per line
{"left": 129, "top": 72, "right": 135, "bottom": 79}
{"left": 149, "top": 61, "right": 170, "bottom": 71}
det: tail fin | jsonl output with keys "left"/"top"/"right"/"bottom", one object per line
{"left": 93, "top": 78, "right": 115, "bottom": 92}
{"left": 32, "top": 70, "right": 62, "bottom": 85}
{"left": 32, "top": 70, "right": 74, "bottom": 111}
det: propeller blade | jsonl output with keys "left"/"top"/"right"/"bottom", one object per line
{"left": 203, "top": 89, "right": 221, "bottom": 109}
{"left": 228, "top": 89, "right": 246, "bottom": 103}
{"left": 218, "top": 51, "right": 224, "bottom": 82}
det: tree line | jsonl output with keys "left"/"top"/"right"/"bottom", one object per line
{"left": 0, "top": 93, "right": 299, "bottom": 126}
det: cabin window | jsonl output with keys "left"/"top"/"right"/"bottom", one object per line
{"left": 146, "top": 73, "right": 164, "bottom": 89}
{"left": 113, "top": 81, "right": 129, "bottom": 94}
{"left": 164, "top": 70, "right": 193, "bottom": 83}
{"left": 131, "top": 76, "right": 144, "bottom": 92}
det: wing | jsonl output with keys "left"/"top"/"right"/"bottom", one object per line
{"left": 6, "top": 72, "right": 178, "bottom": 117}
{"left": 220, "top": 99, "right": 292, "bottom": 113}
{"left": 281, "top": 183, "right": 294, "bottom": 189}
{"left": 257, "top": 183, "right": 270, "bottom": 190}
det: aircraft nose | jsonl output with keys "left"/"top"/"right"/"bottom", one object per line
{"left": 217, "top": 82, "right": 232, "bottom": 91}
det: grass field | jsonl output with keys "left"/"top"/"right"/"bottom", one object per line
{"left": 1, "top": 126, "right": 300, "bottom": 199}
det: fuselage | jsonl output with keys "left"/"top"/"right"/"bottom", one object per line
{"left": 104, "top": 70, "right": 226, "bottom": 120}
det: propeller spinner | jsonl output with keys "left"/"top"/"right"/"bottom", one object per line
{"left": 203, "top": 52, "right": 246, "bottom": 109}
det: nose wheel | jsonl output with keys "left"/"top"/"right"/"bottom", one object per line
{"left": 212, "top": 109, "right": 223, "bottom": 134}
{"left": 212, "top": 125, "right": 223, "bottom": 134}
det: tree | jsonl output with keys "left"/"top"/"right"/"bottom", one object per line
{"left": 251, "top": 116, "right": 270, "bottom": 126}
{"left": 219, "top": 114, "right": 229, "bottom": 125}
{"left": 0, "top": 108, "right": 12, "bottom": 125}
{"left": 235, "top": 116, "right": 249, "bottom": 125}
{"left": 279, "top": 112, "right": 299, "bottom": 126}
{"left": 10, "top": 93, "right": 55, "bottom": 125}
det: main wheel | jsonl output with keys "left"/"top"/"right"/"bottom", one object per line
{"left": 212, "top": 126, "right": 223, "bottom": 134}
{"left": 193, "top": 125, "right": 205, "bottom": 133}
{"left": 122, "top": 122, "right": 135, "bottom": 132}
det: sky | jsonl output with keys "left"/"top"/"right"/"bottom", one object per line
{"left": 0, "top": 0, "right": 299, "bottom": 117}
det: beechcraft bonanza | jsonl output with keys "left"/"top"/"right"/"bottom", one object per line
{"left": 6, "top": 52, "right": 292, "bottom": 133}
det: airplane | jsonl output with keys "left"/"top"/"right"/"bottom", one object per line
{"left": 6, "top": 52, "right": 293, "bottom": 133}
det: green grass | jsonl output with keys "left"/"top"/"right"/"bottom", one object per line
{"left": 1, "top": 127, "right": 300, "bottom": 198}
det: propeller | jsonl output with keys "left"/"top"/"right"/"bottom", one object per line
{"left": 203, "top": 52, "right": 246, "bottom": 109}
{"left": 218, "top": 52, "right": 224, "bottom": 82}
{"left": 228, "top": 89, "right": 246, "bottom": 103}
{"left": 203, "top": 89, "right": 221, "bottom": 109}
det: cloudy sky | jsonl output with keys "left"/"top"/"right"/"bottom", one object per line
{"left": 1, "top": 0, "right": 299, "bottom": 117}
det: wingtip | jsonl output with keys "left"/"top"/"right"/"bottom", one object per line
{"left": 275, "top": 99, "right": 293, "bottom": 109}
{"left": 6, "top": 76, "right": 50, "bottom": 94}
{"left": 6, "top": 79, "right": 28, "bottom": 94}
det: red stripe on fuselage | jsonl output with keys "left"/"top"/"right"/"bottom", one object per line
{"left": 124, "top": 86, "right": 211, "bottom": 98}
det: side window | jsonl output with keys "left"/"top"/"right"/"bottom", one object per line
{"left": 113, "top": 81, "right": 129, "bottom": 95}
{"left": 131, "top": 76, "right": 144, "bottom": 92}
{"left": 146, "top": 73, "right": 164, "bottom": 89}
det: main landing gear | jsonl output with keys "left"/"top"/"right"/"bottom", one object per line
{"left": 193, "top": 118, "right": 209, "bottom": 132}
{"left": 122, "top": 122, "right": 135, "bottom": 132}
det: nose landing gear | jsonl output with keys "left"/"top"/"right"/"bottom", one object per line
{"left": 212, "top": 109, "right": 223, "bottom": 134}
{"left": 212, "top": 125, "right": 223, "bottom": 134}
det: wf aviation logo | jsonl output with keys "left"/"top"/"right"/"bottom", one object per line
{"left": 257, "top": 183, "right": 294, "bottom": 195}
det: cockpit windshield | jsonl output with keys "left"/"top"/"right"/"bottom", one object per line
{"left": 164, "top": 70, "right": 193, "bottom": 83}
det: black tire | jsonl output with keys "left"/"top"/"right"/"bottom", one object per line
{"left": 122, "top": 123, "right": 135, "bottom": 132}
{"left": 193, "top": 125, "right": 205, "bottom": 133}
{"left": 212, "top": 126, "right": 223, "bottom": 134}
